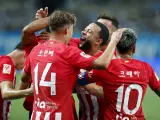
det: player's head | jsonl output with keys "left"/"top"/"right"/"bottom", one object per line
{"left": 48, "top": 11, "right": 76, "bottom": 43}
{"left": 97, "top": 13, "right": 119, "bottom": 33}
{"left": 13, "top": 42, "right": 25, "bottom": 70}
{"left": 97, "top": 13, "right": 119, "bottom": 51}
{"left": 79, "top": 22, "right": 109, "bottom": 52}
{"left": 117, "top": 28, "right": 137, "bottom": 55}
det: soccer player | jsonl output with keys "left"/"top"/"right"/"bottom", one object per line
{"left": 22, "top": 10, "right": 123, "bottom": 120}
{"left": 20, "top": 8, "right": 117, "bottom": 120}
{"left": 97, "top": 13, "right": 119, "bottom": 51}
{"left": 20, "top": 7, "right": 80, "bottom": 120}
{"left": 77, "top": 14, "right": 119, "bottom": 120}
{"left": 0, "top": 42, "right": 32, "bottom": 120}
{"left": 78, "top": 28, "right": 160, "bottom": 120}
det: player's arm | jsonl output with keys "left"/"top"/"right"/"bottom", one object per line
{"left": 18, "top": 71, "right": 31, "bottom": 90}
{"left": 77, "top": 70, "right": 104, "bottom": 97}
{"left": 0, "top": 57, "right": 33, "bottom": 100}
{"left": 22, "top": 16, "right": 49, "bottom": 45}
{"left": 84, "top": 83, "right": 104, "bottom": 98}
{"left": 65, "top": 29, "right": 125, "bottom": 70}
{"left": 92, "top": 29, "right": 124, "bottom": 69}
{"left": 147, "top": 64, "right": 160, "bottom": 97}
{"left": 18, "top": 54, "right": 32, "bottom": 90}
{"left": 149, "top": 72, "right": 160, "bottom": 97}
{"left": 0, "top": 81, "right": 33, "bottom": 100}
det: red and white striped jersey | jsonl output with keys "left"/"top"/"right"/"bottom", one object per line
{"left": 76, "top": 51, "right": 104, "bottom": 120}
{"left": 76, "top": 85, "right": 99, "bottom": 120}
{"left": 0, "top": 56, "right": 16, "bottom": 120}
{"left": 0, "top": 100, "right": 12, "bottom": 120}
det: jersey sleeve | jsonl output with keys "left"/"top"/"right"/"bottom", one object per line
{"left": 62, "top": 46, "right": 96, "bottom": 69}
{"left": 0, "top": 57, "right": 15, "bottom": 83}
{"left": 24, "top": 55, "right": 31, "bottom": 75}
{"left": 147, "top": 63, "right": 160, "bottom": 91}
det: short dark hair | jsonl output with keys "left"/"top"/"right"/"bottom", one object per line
{"left": 49, "top": 11, "right": 77, "bottom": 32}
{"left": 117, "top": 28, "right": 137, "bottom": 54}
{"left": 94, "top": 22, "right": 109, "bottom": 46}
{"left": 14, "top": 42, "right": 24, "bottom": 50}
{"left": 97, "top": 13, "right": 119, "bottom": 29}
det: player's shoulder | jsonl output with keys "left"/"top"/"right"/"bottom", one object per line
{"left": 69, "top": 38, "right": 80, "bottom": 47}
{"left": 0, "top": 56, "right": 14, "bottom": 73}
{"left": 130, "top": 59, "right": 153, "bottom": 72}
{"left": 111, "top": 58, "right": 146, "bottom": 64}
{"left": 30, "top": 41, "right": 46, "bottom": 52}
{"left": 109, "top": 58, "right": 149, "bottom": 69}
{"left": 132, "top": 59, "right": 151, "bottom": 68}
{"left": 70, "top": 38, "right": 80, "bottom": 42}
{"left": 64, "top": 43, "right": 80, "bottom": 52}
{"left": 0, "top": 56, "right": 13, "bottom": 64}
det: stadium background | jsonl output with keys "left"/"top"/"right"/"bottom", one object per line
{"left": 0, "top": 0, "right": 160, "bottom": 119}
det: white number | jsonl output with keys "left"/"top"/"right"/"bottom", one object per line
{"left": 115, "top": 84, "right": 124, "bottom": 112}
{"left": 33, "top": 112, "right": 62, "bottom": 120}
{"left": 115, "top": 84, "right": 143, "bottom": 115}
{"left": 34, "top": 63, "right": 56, "bottom": 95}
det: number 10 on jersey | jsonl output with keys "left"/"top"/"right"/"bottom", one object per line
{"left": 115, "top": 84, "right": 143, "bottom": 118}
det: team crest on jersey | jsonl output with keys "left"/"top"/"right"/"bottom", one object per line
{"left": 3, "top": 64, "right": 12, "bottom": 74}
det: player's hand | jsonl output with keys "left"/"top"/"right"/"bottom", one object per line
{"left": 111, "top": 28, "right": 126, "bottom": 43}
{"left": 38, "top": 32, "right": 50, "bottom": 40}
{"left": 27, "top": 85, "right": 33, "bottom": 96}
{"left": 35, "top": 7, "right": 48, "bottom": 19}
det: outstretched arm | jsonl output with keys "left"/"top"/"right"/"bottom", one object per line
{"left": 77, "top": 70, "right": 103, "bottom": 98}
{"left": 0, "top": 81, "right": 33, "bottom": 100}
{"left": 18, "top": 72, "right": 31, "bottom": 90}
{"left": 84, "top": 83, "right": 104, "bottom": 98}
{"left": 22, "top": 7, "right": 49, "bottom": 45}
{"left": 65, "top": 28, "right": 126, "bottom": 71}
{"left": 148, "top": 64, "right": 160, "bottom": 97}
{"left": 22, "top": 17, "right": 49, "bottom": 45}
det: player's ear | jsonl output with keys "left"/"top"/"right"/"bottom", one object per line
{"left": 132, "top": 46, "right": 136, "bottom": 53}
{"left": 96, "top": 38, "right": 103, "bottom": 45}
{"left": 64, "top": 28, "right": 68, "bottom": 35}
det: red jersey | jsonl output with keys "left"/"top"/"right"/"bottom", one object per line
{"left": 23, "top": 35, "right": 39, "bottom": 111}
{"left": 0, "top": 56, "right": 16, "bottom": 120}
{"left": 76, "top": 51, "right": 105, "bottom": 120}
{"left": 69, "top": 38, "right": 80, "bottom": 47}
{"left": 24, "top": 40, "right": 95, "bottom": 120}
{"left": 23, "top": 37, "right": 80, "bottom": 112}
{"left": 87, "top": 58, "right": 160, "bottom": 120}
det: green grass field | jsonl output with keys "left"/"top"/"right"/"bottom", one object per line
{"left": 9, "top": 75, "right": 160, "bottom": 120}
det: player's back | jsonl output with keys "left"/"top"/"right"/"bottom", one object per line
{"left": 28, "top": 40, "right": 96, "bottom": 120}
{"left": 99, "top": 58, "right": 153, "bottom": 120}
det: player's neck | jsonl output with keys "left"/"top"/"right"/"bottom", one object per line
{"left": 49, "top": 34, "right": 68, "bottom": 44}
{"left": 116, "top": 51, "right": 132, "bottom": 59}
{"left": 88, "top": 46, "right": 101, "bottom": 56}
{"left": 7, "top": 50, "right": 17, "bottom": 66}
